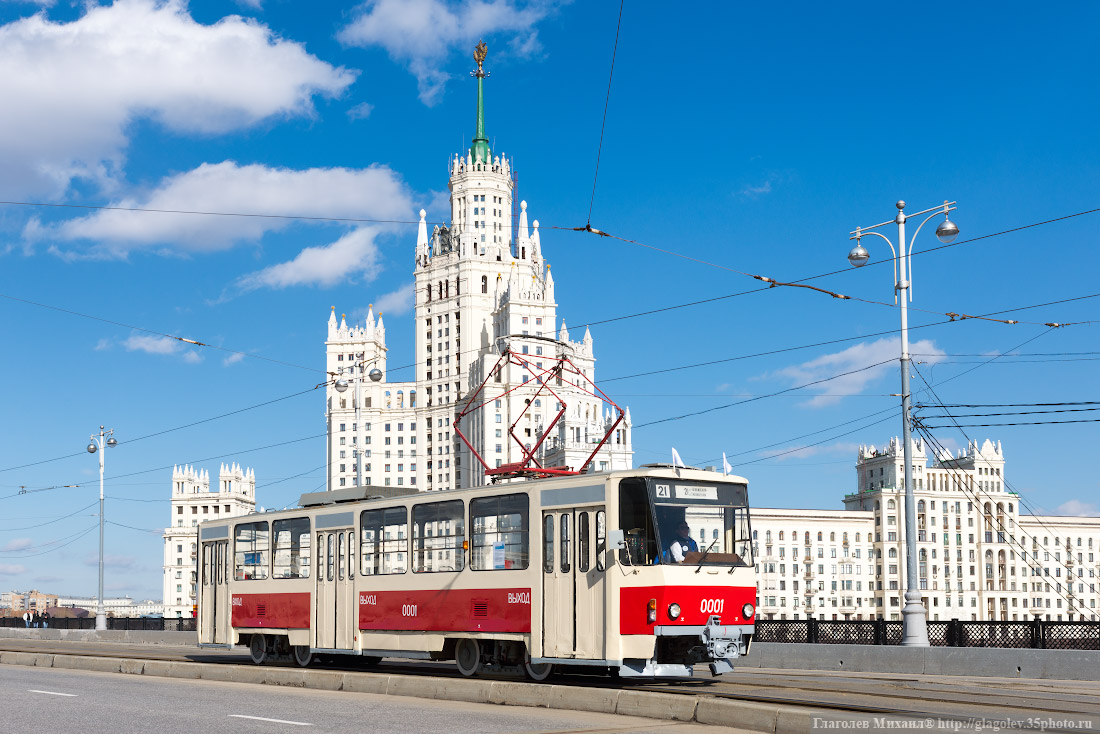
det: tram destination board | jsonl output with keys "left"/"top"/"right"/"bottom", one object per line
{"left": 648, "top": 479, "right": 747, "bottom": 507}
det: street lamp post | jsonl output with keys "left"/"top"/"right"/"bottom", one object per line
{"left": 848, "top": 200, "right": 959, "bottom": 647}
{"left": 335, "top": 361, "right": 383, "bottom": 488}
{"left": 86, "top": 425, "right": 118, "bottom": 631}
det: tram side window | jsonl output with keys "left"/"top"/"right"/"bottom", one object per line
{"left": 272, "top": 517, "right": 311, "bottom": 579}
{"left": 234, "top": 521, "right": 270, "bottom": 580}
{"left": 618, "top": 479, "right": 657, "bottom": 564}
{"left": 578, "top": 512, "right": 590, "bottom": 573}
{"left": 202, "top": 545, "right": 211, "bottom": 585}
{"left": 412, "top": 500, "right": 465, "bottom": 573}
{"left": 361, "top": 507, "right": 408, "bottom": 575}
{"left": 596, "top": 510, "right": 607, "bottom": 572}
{"left": 470, "top": 493, "right": 529, "bottom": 570}
{"left": 543, "top": 516, "right": 554, "bottom": 573}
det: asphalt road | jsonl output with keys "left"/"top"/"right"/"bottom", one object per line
{"left": 1, "top": 664, "right": 737, "bottom": 734}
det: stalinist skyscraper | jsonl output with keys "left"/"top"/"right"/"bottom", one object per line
{"left": 326, "top": 42, "right": 633, "bottom": 493}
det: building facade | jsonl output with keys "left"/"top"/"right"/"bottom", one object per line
{"left": 752, "top": 438, "right": 1100, "bottom": 622}
{"left": 325, "top": 49, "right": 632, "bottom": 494}
{"left": 162, "top": 463, "right": 255, "bottom": 617}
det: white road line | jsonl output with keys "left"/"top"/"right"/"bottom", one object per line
{"left": 228, "top": 715, "right": 313, "bottom": 726}
{"left": 28, "top": 690, "right": 77, "bottom": 697}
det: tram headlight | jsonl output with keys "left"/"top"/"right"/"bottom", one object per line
{"left": 667, "top": 603, "right": 681, "bottom": 621}
{"left": 742, "top": 603, "right": 755, "bottom": 620}
{"left": 647, "top": 598, "right": 657, "bottom": 624}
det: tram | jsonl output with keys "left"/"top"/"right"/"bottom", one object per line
{"left": 195, "top": 466, "right": 755, "bottom": 679}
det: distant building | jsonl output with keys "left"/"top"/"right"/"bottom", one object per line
{"left": 751, "top": 438, "right": 1100, "bottom": 622}
{"left": 162, "top": 463, "right": 255, "bottom": 617}
{"left": 325, "top": 46, "right": 632, "bottom": 495}
{"left": 55, "top": 596, "right": 162, "bottom": 617}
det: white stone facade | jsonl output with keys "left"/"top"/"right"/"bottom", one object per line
{"left": 162, "top": 463, "right": 255, "bottom": 617}
{"left": 56, "top": 596, "right": 163, "bottom": 617}
{"left": 751, "top": 438, "right": 1100, "bottom": 622}
{"left": 325, "top": 74, "right": 632, "bottom": 493}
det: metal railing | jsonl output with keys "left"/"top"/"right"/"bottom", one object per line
{"left": 0, "top": 616, "right": 196, "bottom": 632}
{"left": 754, "top": 618, "right": 1100, "bottom": 649}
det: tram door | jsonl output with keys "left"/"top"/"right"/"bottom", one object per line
{"left": 314, "top": 528, "right": 355, "bottom": 650}
{"left": 542, "top": 508, "right": 605, "bottom": 659}
{"left": 200, "top": 540, "right": 230, "bottom": 644}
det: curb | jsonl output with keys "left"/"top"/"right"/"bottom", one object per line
{"left": 0, "top": 650, "right": 900, "bottom": 731}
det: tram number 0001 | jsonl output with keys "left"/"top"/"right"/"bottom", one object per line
{"left": 700, "top": 598, "right": 725, "bottom": 614}
{"left": 401, "top": 604, "right": 418, "bottom": 617}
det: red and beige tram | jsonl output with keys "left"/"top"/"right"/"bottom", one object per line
{"left": 196, "top": 466, "right": 755, "bottom": 679}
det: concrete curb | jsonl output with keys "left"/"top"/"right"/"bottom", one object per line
{"left": 0, "top": 650, "right": 847, "bottom": 731}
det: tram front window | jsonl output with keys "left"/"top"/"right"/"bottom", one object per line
{"left": 618, "top": 478, "right": 752, "bottom": 567}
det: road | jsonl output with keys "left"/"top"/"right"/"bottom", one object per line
{"left": 2, "top": 664, "right": 733, "bottom": 734}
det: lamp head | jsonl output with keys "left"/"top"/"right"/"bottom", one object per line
{"left": 106, "top": 437, "right": 118, "bottom": 448}
{"left": 334, "top": 378, "right": 349, "bottom": 393}
{"left": 847, "top": 242, "right": 870, "bottom": 267}
{"left": 368, "top": 367, "right": 383, "bottom": 382}
{"left": 87, "top": 443, "right": 98, "bottom": 454}
{"left": 935, "top": 217, "right": 959, "bottom": 243}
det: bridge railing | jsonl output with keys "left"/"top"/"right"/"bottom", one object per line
{"left": 0, "top": 616, "right": 196, "bottom": 632}
{"left": 754, "top": 618, "right": 1100, "bottom": 650}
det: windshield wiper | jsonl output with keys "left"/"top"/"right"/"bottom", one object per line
{"left": 694, "top": 536, "right": 721, "bottom": 573}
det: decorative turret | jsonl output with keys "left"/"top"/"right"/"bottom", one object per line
{"left": 559, "top": 320, "right": 569, "bottom": 342}
{"left": 518, "top": 200, "right": 529, "bottom": 243}
{"left": 416, "top": 209, "right": 429, "bottom": 266}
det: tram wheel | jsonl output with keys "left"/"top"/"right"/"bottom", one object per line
{"left": 249, "top": 634, "right": 268, "bottom": 665}
{"left": 291, "top": 645, "right": 312, "bottom": 668}
{"left": 523, "top": 657, "right": 554, "bottom": 682}
{"left": 454, "top": 638, "right": 481, "bottom": 677}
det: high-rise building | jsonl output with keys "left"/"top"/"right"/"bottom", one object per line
{"left": 325, "top": 46, "right": 633, "bottom": 493}
{"left": 751, "top": 438, "right": 1100, "bottom": 622}
{"left": 162, "top": 463, "right": 255, "bottom": 617}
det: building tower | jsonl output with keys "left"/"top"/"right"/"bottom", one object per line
{"left": 325, "top": 41, "right": 632, "bottom": 493}
{"left": 162, "top": 462, "right": 255, "bottom": 617}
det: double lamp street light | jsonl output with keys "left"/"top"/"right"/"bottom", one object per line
{"left": 847, "top": 199, "right": 959, "bottom": 647}
{"left": 334, "top": 360, "right": 383, "bottom": 487}
{"left": 86, "top": 425, "right": 118, "bottom": 631}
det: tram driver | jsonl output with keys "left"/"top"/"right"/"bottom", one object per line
{"left": 666, "top": 521, "right": 699, "bottom": 563}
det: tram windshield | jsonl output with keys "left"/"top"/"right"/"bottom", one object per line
{"left": 618, "top": 478, "right": 752, "bottom": 567}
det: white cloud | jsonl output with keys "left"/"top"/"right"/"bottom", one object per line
{"left": 1054, "top": 499, "right": 1099, "bottom": 517}
{"left": 761, "top": 441, "right": 860, "bottom": 462}
{"left": 2, "top": 538, "right": 33, "bottom": 551}
{"left": 235, "top": 227, "right": 383, "bottom": 292}
{"left": 35, "top": 161, "right": 412, "bottom": 257}
{"left": 338, "top": 0, "right": 551, "bottom": 105}
{"left": 122, "top": 333, "right": 202, "bottom": 363}
{"left": 739, "top": 179, "right": 773, "bottom": 198}
{"left": 0, "top": 564, "right": 27, "bottom": 575}
{"left": 0, "top": 0, "right": 355, "bottom": 199}
{"left": 223, "top": 352, "right": 246, "bottom": 366}
{"left": 774, "top": 337, "right": 945, "bottom": 408}
{"left": 347, "top": 102, "right": 375, "bottom": 120}
{"left": 374, "top": 282, "right": 416, "bottom": 316}
{"left": 84, "top": 553, "right": 138, "bottom": 569}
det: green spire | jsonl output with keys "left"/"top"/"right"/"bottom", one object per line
{"left": 471, "top": 40, "right": 490, "bottom": 164}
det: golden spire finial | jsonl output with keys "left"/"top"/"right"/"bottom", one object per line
{"left": 473, "top": 40, "right": 487, "bottom": 73}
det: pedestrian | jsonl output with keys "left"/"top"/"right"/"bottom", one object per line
{"left": 22, "top": 610, "right": 30, "bottom": 628}
{"left": 42, "top": 610, "right": 49, "bottom": 629}
{"left": 31, "top": 611, "right": 40, "bottom": 628}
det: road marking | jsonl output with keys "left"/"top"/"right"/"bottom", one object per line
{"left": 28, "top": 690, "right": 77, "bottom": 697}
{"left": 228, "top": 715, "right": 313, "bottom": 726}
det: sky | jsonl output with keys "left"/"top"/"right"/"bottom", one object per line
{"left": 1, "top": 0, "right": 1098, "bottom": 603}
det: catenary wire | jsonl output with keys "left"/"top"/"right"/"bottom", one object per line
{"left": 586, "top": 0, "right": 624, "bottom": 227}
{"left": 0, "top": 501, "right": 98, "bottom": 532}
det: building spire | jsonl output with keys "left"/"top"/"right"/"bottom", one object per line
{"left": 470, "top": 40, "right": 490, "bottom": 164}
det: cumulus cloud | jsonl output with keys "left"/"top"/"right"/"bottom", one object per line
{"left": 2, "top": 538, "right": 33, "bottom": 551}
{"left": 338, "top": 0, "right": 551, "bottom": 105}
{"left": 774, "top": 337, "right": 945, "bottom": 408}
{"left": 223, "top": 352, "right": 246, "bottom": 366}
{"left": 235, "top": 227, "right": 384, "bottom": 292}
{"left": 0, "top": 0, "right": 355, "bottom": 199}
{"left": 1054, "top": 499, "right": 1099, "bottom": 517}
{"left": 0, "top": 564, "right": 27, "bottom": 575}
{"left": 121, "top": 333, "right": 202, "bottom": 363}
{"left": 347, "top": 102, "right": 375, "bottom": 120}
{"left": 36, "top": 162, "right": 412, "bottom": 257}
{"left": 374, "top": 282, "right": 416, "bottom": 316}
{"left": 84, "top": 553, "right": 138, "bottom": 569}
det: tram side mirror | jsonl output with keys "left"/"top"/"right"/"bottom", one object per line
{"left": 608, "top": 529, "right": 626, "bottom": 551}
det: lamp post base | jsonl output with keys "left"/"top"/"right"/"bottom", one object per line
{"left": 900, "top": 589, "right": 929, "bottom": 646}
{"left": 95, "top": 612, "right": 106, "bottom": 632}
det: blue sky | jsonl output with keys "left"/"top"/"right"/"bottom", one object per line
{"left": 1, "top": 0, "right": 1098, "bottom": 602}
